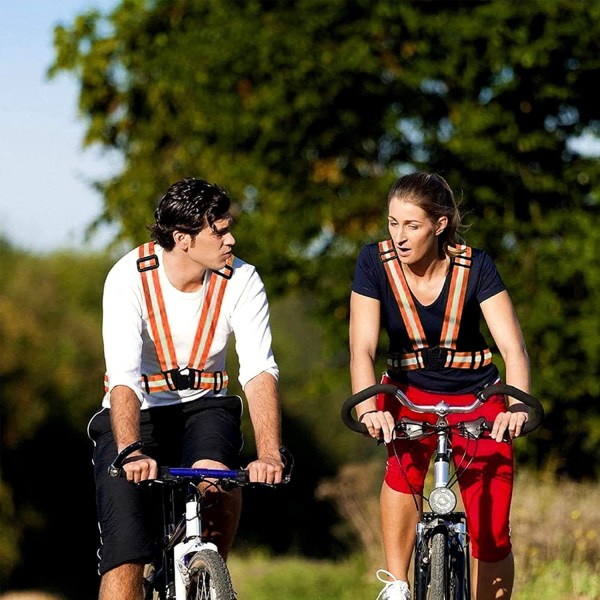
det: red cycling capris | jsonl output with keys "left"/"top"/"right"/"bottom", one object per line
{"left": 376, "top": 376, "right": 514, "bottom": 562}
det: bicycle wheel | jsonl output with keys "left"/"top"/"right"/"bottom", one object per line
{"left": 186, "top": 548, "right": 236, "bottom": 600}
{"left": 429, "top": 530, "right": 448, "bottom": 600}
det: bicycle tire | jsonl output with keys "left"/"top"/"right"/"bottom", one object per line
{"left": 429, "top": 531, "right": 448, "bottom": 600}
{"left": 186, "top": 548, "right": 236, "bottom": 600}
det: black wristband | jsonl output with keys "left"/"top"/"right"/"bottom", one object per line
{"left": 108, "top": 440, "right": 144, "bottom": 477}
{"left": 358, "top": 410, "right": 378, "bottom": 423}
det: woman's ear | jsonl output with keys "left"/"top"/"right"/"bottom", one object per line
{"left": 435, "top": 216, "right": 448, "bottom": 236}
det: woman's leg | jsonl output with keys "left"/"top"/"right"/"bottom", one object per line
{"left": 472, "top": 553, "right": 514, "bottom": 599}
{"left": 380, "top": 481, "right": 421, "bottom": 581}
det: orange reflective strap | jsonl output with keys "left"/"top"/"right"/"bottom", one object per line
{"left": 143, "top": 370, "right": 230, "bottom": 393}
{"left": 138, "top": 242, "right": 178, "bottom": 372}
{"left": 103, "top": 371, "right": 230, "bottom": 394}
{"left": 440, "top": 245, "right": 472, "bottom": 350}
{"left": 104, "top": 244, "right": 233, "bottom": 396}
{"left": 188, "top": 257, "right": 233, "bottom": 371}
{"left": 379, "top": 240, "right": 428, "bottom": 350}
{"left": 388, "top": 348, "right": 493, "bottom": 371}
{"left": 379, "top": 240, "right": 491, "bottom": 371}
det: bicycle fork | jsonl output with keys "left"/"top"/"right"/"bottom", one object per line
{"left": 172, "top": 497, "right": 219, "bottom": 599}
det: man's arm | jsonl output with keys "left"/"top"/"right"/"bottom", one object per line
{"left": 110, "top": 385, "right": 157, "bottom": 482}
{"left": 243, "top": 371, "right": 284, "bottom": 484}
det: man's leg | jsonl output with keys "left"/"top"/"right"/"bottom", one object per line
{"left": 194, "top": 458, "right": 242, "bottom": 559}
{"left": 99, "top": 562, "right": 144, "bottom": 600}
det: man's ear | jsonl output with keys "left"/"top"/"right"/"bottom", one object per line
{"left": 173, "top": 231, "right": 189, "bottom": 249}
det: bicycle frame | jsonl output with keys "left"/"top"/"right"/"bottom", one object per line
{"left": 341, "top": 382, "right": 544, "bottom": 600}
{"left": 146, "top": 474, "right": 227, "bottom": 600}
{"left": 109, "top": 444, "right": 293, "bottom": 600}
{"left": 409, "top": 414, "right": 471, "bottom": 600}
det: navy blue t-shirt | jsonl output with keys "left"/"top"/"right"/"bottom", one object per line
{"left": 352, "top": 243, "right": 505, "bottom": 393}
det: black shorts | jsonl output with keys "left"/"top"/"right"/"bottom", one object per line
{"left": 87, "top": 395, "right": 243, "bottom": 575}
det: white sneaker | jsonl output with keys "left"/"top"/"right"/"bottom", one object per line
{"left": 375, "top": 569, "right": 411, "bottom": 600}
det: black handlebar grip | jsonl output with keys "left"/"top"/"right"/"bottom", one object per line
{"left": 477, "top": 383, "right": 544, "bottom": 435}
{"left": 279, "top": 445, "right": 295, "bottom": 483}
{"left": 341, "top": 383, "right": 399, "bottom": 434}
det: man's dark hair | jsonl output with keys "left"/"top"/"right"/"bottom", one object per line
{"left": 149, "top": 178, "right": 231, "bottom": 250}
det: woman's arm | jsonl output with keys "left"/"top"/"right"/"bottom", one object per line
{"left": 349, "top": 291, "right": 395, "bottom": 442}
{"left": 480, "top": 289, "right": 531, "bottom": 441}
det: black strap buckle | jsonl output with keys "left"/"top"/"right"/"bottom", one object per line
{"left": 163, "top": 368, "right": 203, "bottom": 391}
{"left": 213, "top": 371, "right": 224, "bottom": 393}
{"left": 420, "top": 346, "right": 450, "bottom": 371}
{"left": 137, "top": 254, "right": 159, "bottom": 272}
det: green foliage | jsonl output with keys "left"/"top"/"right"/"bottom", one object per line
{"left": 48, "top": 0, "right": 600, "bottom": 480}
{"left": 1, "top": 241, "right": 110, "bottom": 446}
{"left": 3, "top": 0, "right": 596, "bottom": 593}
{"left": 0, "top": 239, "right": 112, "bottom": 584}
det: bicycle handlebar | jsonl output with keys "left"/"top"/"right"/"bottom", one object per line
{"left": 341, "top": 382, "right": 544, "bottom": 437}
{"left": 109, "top": 442, "right": 294, "bottom": 485}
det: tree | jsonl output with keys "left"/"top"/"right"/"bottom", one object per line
{"left": 0, "top": 240, "right": 111, "bottom": 590}
{"left": 50, "top": 0, "right": 600, "bottom": 474}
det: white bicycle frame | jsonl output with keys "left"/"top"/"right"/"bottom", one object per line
{"left": 172, "top": 498, "right": 218, "bottom": 599}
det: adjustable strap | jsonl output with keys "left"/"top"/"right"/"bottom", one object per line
{"left": 103, "top": 369, "right": 229, "bottom": 394}
{"left": 138, "top": 242, "right": 178, "bottom": 372}
{"left": 440, "top": 245, "right": 472, "bottom": 350}
{"left": 104, "top": 242, "right": 234, "bottom": 395}
{"left": 387, "top": 347, "right": 493, "bottom": 372}
{"left": 187, "top": 255, "right": 232, "bottom": 373}
{"left": 142, "top": 369, "right": 228, "bottom": 394}
{"left": 378, "top": 240, "right": 491, "bottom": 371}
{"left": 379, "top": 240, "right": 427, "bottom": 350}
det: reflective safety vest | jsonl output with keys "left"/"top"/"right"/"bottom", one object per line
{"left": 104, "top": 242, "right": 233, "bottom": 395}
{"left": 378, "top": 239, "right": 492, "bottom": 372}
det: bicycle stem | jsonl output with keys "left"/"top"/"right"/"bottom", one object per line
{"left": 433, "top": 425, "right": 452, "bottom": 488}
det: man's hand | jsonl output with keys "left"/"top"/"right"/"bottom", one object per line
{"left": 121, "top": 452, "right": 158, "bottom": 482}
{"left": 245, "top": 454, "right": 284, "bottom": 485}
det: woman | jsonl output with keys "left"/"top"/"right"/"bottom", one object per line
{"left": 349, "top": 172, "right": 530, "bottom": 600}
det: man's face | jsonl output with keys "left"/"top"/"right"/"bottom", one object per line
{"left": 188, "top": 215, "right": 235, "bottom": 271}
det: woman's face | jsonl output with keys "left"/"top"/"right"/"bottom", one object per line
{"left": 387, "top": 197, "right": 446, "bottom": 265}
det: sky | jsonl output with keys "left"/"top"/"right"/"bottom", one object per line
{"left": 0, "top": 0, "right": 119, "bottom": 253}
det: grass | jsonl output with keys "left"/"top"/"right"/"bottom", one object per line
{"left": 228, "top": 552, "right": 382, "bottom": 600}
{"left": 225, "top": 468, "right": 600, "bottom": 600}
{"left": 2, "top": 469, "right": 598, "bottom": 599}
{"left": 227, "top": 551, "right": 600, "bottom": 600}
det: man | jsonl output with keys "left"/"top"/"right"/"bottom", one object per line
{"left": 88, "top": 177, "right": 284, "bottom": 599}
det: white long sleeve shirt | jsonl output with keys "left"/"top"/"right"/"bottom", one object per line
{"left": 102, "top": 245, "right": 279, "bottom": 409}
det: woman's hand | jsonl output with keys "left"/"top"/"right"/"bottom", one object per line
{"left": 359, "top": 410, "right": 396, "bottom": 444}
{"left": 490, "top": 406, "right": 529, "bottom": 442}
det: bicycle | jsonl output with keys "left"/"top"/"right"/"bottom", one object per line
{"left": 341, "top": 382, "right": 544, "bottom": 600}
{"left": 109, "top": 442, "right": 294, "bottom": 600}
